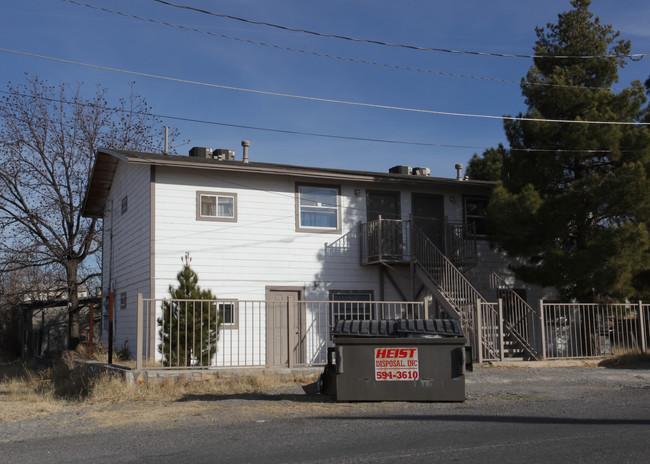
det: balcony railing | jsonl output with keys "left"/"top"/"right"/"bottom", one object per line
{"left": 360, "top": 218, "right": 476, "bottom": 267}
{"left": 360, "top": 218, "right": 411, "bottom": 264}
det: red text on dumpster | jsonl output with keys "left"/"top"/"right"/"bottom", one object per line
{"left": 375, "top": 347, "right": 419, "bottom": 381}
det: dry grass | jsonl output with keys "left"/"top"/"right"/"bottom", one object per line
{"left": 72, "top": 343, "right": 137, "bottom": 369}
{"left": 598, "top": 350, "right": 650, "bottom": 368}
{"left": 1, "top": 356, "right": 321, "bottom": 426}
{"left": 1, "top": 361, "right": 71, "bottom": 422}
{"left": 87, "top": 370, "right": 319, "bottom": 404}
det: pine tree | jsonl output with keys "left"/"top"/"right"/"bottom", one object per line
{"left": 158, "top": 254, "right": 220, "bottom": 366}
{"left": 470, "top": 0, "right": 650, "bottom": 301}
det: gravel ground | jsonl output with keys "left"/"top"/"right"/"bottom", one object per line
{"left": 1, "top": 361, "right": 649, "bottom": 445}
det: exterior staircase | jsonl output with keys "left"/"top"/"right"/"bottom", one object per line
{"left": 409, "top": 221, "right": 499, "bottom": 360}
{"left": 360, "top": 217, "right": 541, "bottom": 362}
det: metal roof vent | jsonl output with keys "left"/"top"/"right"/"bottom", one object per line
{"left": 189, "top": 147, "right": 213, "bottom": 158}
{"left": 455, "top": 163, "right": 464, "bottom": 181}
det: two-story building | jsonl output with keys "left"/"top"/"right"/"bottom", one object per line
{"left": 82, "top": 143, "right": 555, "bottom": 366}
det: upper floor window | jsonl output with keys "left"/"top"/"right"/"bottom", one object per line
{"left": 296, "top": 184, "right": 340, "bottom": 233}
{"left": 196, "top": 191, "right": 237, "bottom": 222}
{"left": 463, "top": 196, "right": 489, "bottom": 237}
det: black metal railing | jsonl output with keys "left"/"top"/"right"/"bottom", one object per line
{"left": 360, "top": 217, "right": 476, "bottom": 267}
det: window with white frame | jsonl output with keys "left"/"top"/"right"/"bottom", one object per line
{"left": 296, "top": 184, "right": 340, "bottom": 232}
{"left": 218, "top": 301, "right": 238, "bottom": 329}
{"left": 196, "top": 191, "right": 237, "bottom": 222}
{"left": 330, "top": 291, "right": 373, "bottom": 321}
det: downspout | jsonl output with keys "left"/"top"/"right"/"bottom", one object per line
{"left": 107, "top": 199, "right": 115, "bottom": 345}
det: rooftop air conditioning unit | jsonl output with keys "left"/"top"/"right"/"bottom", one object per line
{"left": 389, "top": 165, "right": 412, "bottom": 175}
{"left": 213, "top": 149, "right": 235, "bottom": 161}
{"left": 413, "top": 167, "right": 431, "bottom": 176}
{"left": 189, "top": 147, "right": 213, "bottom": 158}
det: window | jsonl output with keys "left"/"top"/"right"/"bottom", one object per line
{"left": 120, "top": 292, "right": 127, "bottom": 310}
{"left": 218, "top": 301, "right": 238, "bottom": 329}
{"left": 196, "top": 191, "right": 237, "bottom": 222}
{"left": 330, "top": 291, "right": 373, "bottom": 321}
{"left": 296, "top": 184, "right": 340, "bottom": 232}
{"left": 121, "top": 195, "right": 128, "bottom": 215}
{"left": 463, "top": 196, "right": 489, "bottom": 237}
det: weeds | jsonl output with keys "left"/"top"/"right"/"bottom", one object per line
{"left": 599, "top": 350, "right": 650, "bottom": 368}
{"left": 1, "top": 357, "right": 319, "bottom": 411}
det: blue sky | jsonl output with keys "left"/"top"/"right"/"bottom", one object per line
{"left": 2, "top": 0, "right": 649, "bottom": 178}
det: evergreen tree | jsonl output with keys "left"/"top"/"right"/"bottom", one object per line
{"left": 471, "top": 0, "right": 650, "bottom": 301}
{"left": 466, "top": 144, "right": 507, "bottom": 181}
{"left": 158, "top": 254, "right": 220, "bottom": 366}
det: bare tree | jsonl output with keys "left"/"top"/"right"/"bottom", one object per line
{"left": 0, "top": 75, "right": 180, "bottom": 349}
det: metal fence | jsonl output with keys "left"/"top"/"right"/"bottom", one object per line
{"left": 134, "top": 294, "right": 649, "bottom": 369}
{"left": 541, "top": 302, "right": 649, "bottom": 359}
{"left": 476, "top": 300, "right": 649, "bottom": 361}
{"left": 475, "top": 301, "right": 503, "bottom": 362}
{"left": 136, "top": 295, "right": 425, "bottom": 369}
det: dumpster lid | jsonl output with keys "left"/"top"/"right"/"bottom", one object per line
{"left": 332, "top": 320, "right": 397, "bottom": 337}
{"left": 396, "top": 319, "right": 463, "bottom": 337}
{"left": 332, "top": 319, "right": 464, "bottom": 337}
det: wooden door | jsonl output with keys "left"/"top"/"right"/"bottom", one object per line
{"left": 265, "top": 288, "right": 305, "bottom": 367}
{"left": 412, "top": 193, "right": 445, "bottom": 250}
{"left": 366, "top": 191, "right": 400, "bottom": 221}
{"left": 366, "top": 191, "right": 402, "bottom": 260}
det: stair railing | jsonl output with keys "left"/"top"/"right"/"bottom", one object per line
{"left": 410, "top": 222, "right": 500, "bottom": 360}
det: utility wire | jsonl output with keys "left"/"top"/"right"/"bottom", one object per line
{"left": 2, "top": 47, "right": 649, "bottom": 126}
{"left": 61, "top": 0, "right": 625, "bottom": 92}
{"left": 150, "top": 0, "right": 650, "bottom": 60}
{"left": 0, "top": 89, "right": 480, "bottom": 149}
{"left": 0, "top": 89, "right": 641, "bottom": 154}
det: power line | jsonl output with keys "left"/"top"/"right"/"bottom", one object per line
{"left": 61, "top": 0, "right": 625, "bottom": 92}
{"left": 151, "top": 0, "right": 650, "bottom": 60}
{"left": 0, "top": 89, "right": 481, "bottom": 149}
{"left": 1, "top": 89, "right": 642, "bottom": 155}
{"left": 2, "top": 46, "right": 649, "bottom": 126}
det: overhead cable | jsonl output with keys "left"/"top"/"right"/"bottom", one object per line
{"left": 2, "top": 47, "right": 648, "bottom": 126}
{"left": 61, "top": 0, "right": 623, "bottom": 91}
{"left": 150, "top": 0, "right": 649, "bottom": 60}
{"left": 0, "top": 89, "right": 641, "bottom": 154}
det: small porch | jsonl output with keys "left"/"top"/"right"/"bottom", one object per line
{"left": 359, "top": 217, "right": 478, "bottom": 269}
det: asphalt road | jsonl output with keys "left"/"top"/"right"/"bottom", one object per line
{"left": 3, "top": 364, "right": 650, "bottom": 463}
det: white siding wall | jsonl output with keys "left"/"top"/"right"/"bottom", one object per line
{"left": 155, "top": 169, "right": 368, "bottom": 300}
{"left": 152, "top": 169, "right": 467, "bottom": 301}
{"left": 101, "top": 161, "right": 151, "bottom": 354}
{"left": 151, "top": 169, "right": 468, "bottom": 365}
